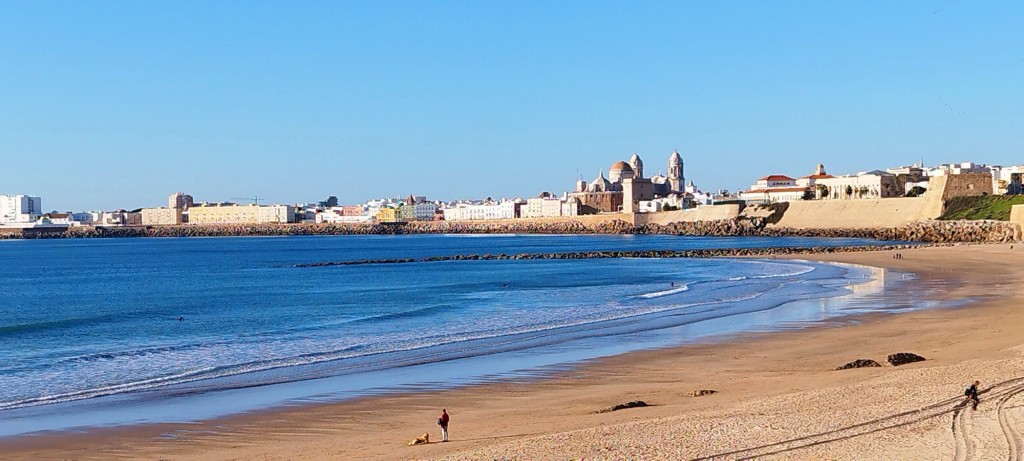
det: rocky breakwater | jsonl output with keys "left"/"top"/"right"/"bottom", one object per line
{"left": 6, "top": 217, "right": 1019, "bottom": 243}
{"left": 295, "top": 244, "right": 923, "bottom": 268}
{"left": 15, "top": 220, "right": 638, "bottom": 239}
{"left": 637, "top": 218, "right": 1020, "bottom": 244}
{"left": 895, "top": 220, "right": 1019, "bottom": 243}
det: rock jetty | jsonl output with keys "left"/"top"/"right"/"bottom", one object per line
{"left": 293, "top": 244, "right": 924, "bottom": 268}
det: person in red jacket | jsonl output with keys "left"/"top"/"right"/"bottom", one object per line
{"left": 437, "top": 409, "right": 450, "bottom": 442}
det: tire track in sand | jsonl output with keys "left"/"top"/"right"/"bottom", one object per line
{"left": 996, "top": 383, "right": 1024, "bottom": 461}
{"left": 695, "top": 377, "right": 1024, "bottom": 460}
{"left": 952, "top": 399, "right": 974, "bottom": 461}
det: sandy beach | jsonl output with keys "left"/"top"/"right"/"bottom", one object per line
{"left": 3, "top": 243, "right": 1023, "bottom": 460}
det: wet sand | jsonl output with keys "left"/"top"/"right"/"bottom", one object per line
{"left": 2, "top": 243, "right": 1022, "bottom": 460}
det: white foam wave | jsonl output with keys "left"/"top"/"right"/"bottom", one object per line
{"left": 727, "top": 261, "right": 816, "bottom": 281}
{"left": 638, "top": 285, "right": 689, "bottom": 299}
{"left": 0, "top": 367, "right": 218, "bottom": 411}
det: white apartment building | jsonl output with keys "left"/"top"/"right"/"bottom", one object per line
{"left": 442, "top": 201, "right": 518, "bottom": 221}
{"left": 815, "top": 171, "right": 903, "bottom": 200}
{"left": 168, "top": 192, "right": 194, "bottom": 209}
{"left": 70, "top": 211, "right": 141, "bottom": 227}
{"left": 0, "top": 195, "right": 42, "bottom": 224}
{"left": 749, "top": 175, "right": 797, "bottom": 190}
{"left": 989, "top": 165, "right": 1024, "bottom": 194}
{"left": 928, "top": 162, "right": 992, "bottom": 177}
{"left": 316, "top": 208, "right": 375, "bottom": 224}
{"left": 523, "top": 196, "right": 563, "bottom": 218}
{"left": 639, "top": 194, "right": 689, "bottom": 212}
{"left": 365, "top": 199, "right": 387, "bottom": 218}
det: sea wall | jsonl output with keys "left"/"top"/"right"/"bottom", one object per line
{"left": 2, "top": 218, "right": 1017, "bottom": 243}
{"left": 634, "top": 204, "right": 741, "bottom": 226}
{"left": 640, "top": 219, "right": 1019, "bottom": 243}
{"left": 765, "top": 197, "right": 935, "bottom": 229}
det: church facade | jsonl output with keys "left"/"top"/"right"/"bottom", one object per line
{"left": 569, "top": 150, "right": 686, "bottom": 214}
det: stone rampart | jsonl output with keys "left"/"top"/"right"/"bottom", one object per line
{"left": 634, "top": 204, "right": 741, "bottom": 226}
{"left": 2, "top": 216, "right": 1019, "bottom": 244}
{"left": 767, "top": 197, "right": 935, "bottom": 229}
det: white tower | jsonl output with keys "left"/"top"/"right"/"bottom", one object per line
{"left": 668, "top": 150, "right": 684, "bottom": 192}
{"left": 629, "top": 153, "right": 644, "bottom": 179}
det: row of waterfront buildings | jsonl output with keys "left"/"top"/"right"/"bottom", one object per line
{"left": 737, "top": 162, "right": 1023, "bottom": 204}
{"left": 5, "top": 151, "right": 1022, "bottom": 228}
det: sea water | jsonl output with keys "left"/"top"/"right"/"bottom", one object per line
{"left": 0, "top": 234, "right": 942, "bottom": 436}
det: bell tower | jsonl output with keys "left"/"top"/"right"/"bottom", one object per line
{"left": 668, "top": 150, "right": 684, "bottom": 192}
{"left": 629, "top": 153, "right": 644, "bottom": 179}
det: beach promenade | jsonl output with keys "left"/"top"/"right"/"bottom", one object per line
{"left": 1, "top": 243, "right": 1022, "bottom": 460}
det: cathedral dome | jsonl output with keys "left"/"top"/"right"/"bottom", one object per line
{"left": 609, "top": 161, "right": 634, "bottom": 182}
{"left": 610, "top": 161, "right": 633, "bottom": 172}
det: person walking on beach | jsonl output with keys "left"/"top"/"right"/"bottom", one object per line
{"left": 438, "top": 409, "right": 450, "bottom": 442}
{"left": 965, "top": 380, "right": 981, "bottom": 410}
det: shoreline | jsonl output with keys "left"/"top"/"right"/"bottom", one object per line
{"left": 2, "top": 244, "right": 1021, "bottom": 459}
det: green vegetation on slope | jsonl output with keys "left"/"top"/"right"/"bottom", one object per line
{"left": 940, "top": 195, "right": 1024, "bottom": 221}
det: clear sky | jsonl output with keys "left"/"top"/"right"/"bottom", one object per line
{"left": 1, "top": 1, "right": 1021, "bottom": 211}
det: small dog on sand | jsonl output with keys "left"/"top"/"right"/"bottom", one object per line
{"left": 408, "top": 432, "right": 430, "bottom": 446}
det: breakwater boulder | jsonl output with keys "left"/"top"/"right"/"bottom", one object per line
{"left": 835, "top": 359, "right": 882, "bottom": 370}
{"left": 887, "top": 352, "right": 926, "bottom": 366}
{"left": 596, "top": 400, "right": 649, "bottom": 413}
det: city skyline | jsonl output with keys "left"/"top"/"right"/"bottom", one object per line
{"left": 2, "top": 2, "right": 1022, "bottom": 211}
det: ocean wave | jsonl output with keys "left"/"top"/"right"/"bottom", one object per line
{"left": 638, "top": 285, "right": 689, "bottom": 299}
{"left": 0, "top": 367, "right": 219, "bottom": 411}
{"left": 726, "top": 261, "right": 816, "bottom": 281}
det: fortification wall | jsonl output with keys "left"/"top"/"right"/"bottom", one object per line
{"left": 937, "top": 173, "right": 994, "bottom": 200}
{"left": 470, "top": 214, "right": 636, "bottom": 227}
{"left": 768, "top": 197, "right": 935, "bottom": 229}
{"left": 634, "top": 204, "right": 741, "bottom": 226}
{"left": 920, "top": 173, "right": 996, "bottom": 217}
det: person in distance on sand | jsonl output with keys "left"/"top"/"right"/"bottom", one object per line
{"left": 965, "top": 380, "right": 981, "bottom": 411}
{"left": 437, "top": 408, "right": 450, "bottom": 442}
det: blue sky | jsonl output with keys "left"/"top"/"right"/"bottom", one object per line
{"left": 1, "top": 1, "right": 1021, "bottom": 211}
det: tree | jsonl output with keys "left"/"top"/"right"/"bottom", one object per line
{"left": 815, "top": 184, "right": 830, "bottom": 199}
{"left": 905, "top": 186, "right": 926, "bottom": 197}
